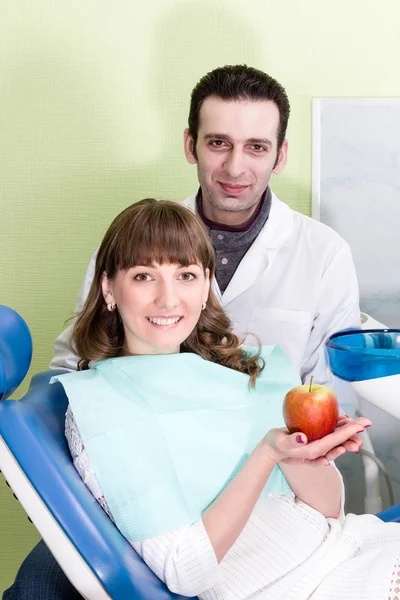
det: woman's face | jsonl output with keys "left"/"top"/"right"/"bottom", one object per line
{"left": 102, "top": 262, "right": 210, "bottom": 355}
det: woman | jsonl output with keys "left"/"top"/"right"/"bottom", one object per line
{"left": 54, "top": 198, "right": 399, "bottom": 600}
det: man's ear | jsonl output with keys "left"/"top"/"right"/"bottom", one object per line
{"left": 272, "top": 139, "right": 288, "bottom": 174}
{"left": 184, "top": 128, "right": 197, "bottom": 164}
{"left": 101, "top": 271, "right": 115, "bottom": 305}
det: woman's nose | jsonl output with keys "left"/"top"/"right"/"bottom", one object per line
{"left": 154, "top": 281, "right": 179, "bottom": 310}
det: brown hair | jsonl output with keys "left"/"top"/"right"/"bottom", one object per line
{"left": 188, "top": 64, "right": 290, "bottom": 162}
{"left": 72, "top": 198, "right": 263, "bottom": 385}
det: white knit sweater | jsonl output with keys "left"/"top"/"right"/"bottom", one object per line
{"left": 66, "top": 406, "right": 399, "bottom": 600}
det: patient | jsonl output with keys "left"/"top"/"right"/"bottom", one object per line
{"left": 56, "top": 198, "right": 399, "bottom": 600}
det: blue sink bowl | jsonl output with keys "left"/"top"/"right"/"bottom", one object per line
{"left": 326, "top": 329, "right": 400, "bottom": 382}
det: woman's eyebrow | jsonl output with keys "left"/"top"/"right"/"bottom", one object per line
{"left": 128, "top": 262, "right": 156, "bottom": 269}
{"left": 130, "top": 262, "right": 201, "bottom": 270}
{"left": 177, "top": 263, "right": 202, "bottom": 269}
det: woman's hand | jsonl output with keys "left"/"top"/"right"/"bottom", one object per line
{"left": 262, "top": 416, "right": 372, "bottom": 467}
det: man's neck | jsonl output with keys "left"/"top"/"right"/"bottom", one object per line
{"left": 198, "top": 190, "right": 267, "bottom": 231}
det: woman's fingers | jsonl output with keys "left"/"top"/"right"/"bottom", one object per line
{"left": 283, "top": 419, "right": 370, "bottom": 461}
{"left": 325, "top": 445, "right": 348, "bottom": 461}
{"left": 336, "top": 415, "right": 352, "bottom": 427}
{"left": 286, "top": 434, "right": 363, "bottom": 464}
{"left": 313, "top": 419, "right": 370, "bottom": 451}
{"left": 344, "top": 436, "right": 363, "bottom": 452}
{"left": 267, "top": 419, "right": 370, "bottom": 463}
{"left": 336, "top": 416, "right": 372, "bottom": 430}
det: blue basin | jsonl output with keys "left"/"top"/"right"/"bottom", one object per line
{"left": 326, "top": 329, "right": 400, "bottom": 382}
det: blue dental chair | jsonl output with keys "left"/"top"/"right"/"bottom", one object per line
{"left": 1, "top": 307, "right": 400, "bottom": 600}
{"left": 0, "top": 305, "right": 194, "bottom": 600}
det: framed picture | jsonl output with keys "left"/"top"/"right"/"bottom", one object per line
{"left": 312, "top": 98, "right": 400, "bottom": 328}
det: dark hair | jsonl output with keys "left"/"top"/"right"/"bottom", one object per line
{"left": 188, "top": 64, "right": 290, "bottom": 157}
{"left": 72, "top": 198, "right": 263, "bottom": 385}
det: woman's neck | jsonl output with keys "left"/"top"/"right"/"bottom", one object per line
{"left": 122, "top": 345, "right": 181, "bottom": 357}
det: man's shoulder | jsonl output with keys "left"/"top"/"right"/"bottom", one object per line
{"left": 182, "top": 192, "right": 197, "bottom": 212}
{"left": 273, "top": 195, "right": 350, "bottom": 252}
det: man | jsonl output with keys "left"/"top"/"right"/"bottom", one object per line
{"left": 4, "top": 64, "right": 360, "bottom": 599}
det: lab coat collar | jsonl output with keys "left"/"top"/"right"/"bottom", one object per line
{"left": 183, "top": 190, "right": 294, "bottom": 249}
{"left": 183, "top": 190, "right": 294, "bottom": 305}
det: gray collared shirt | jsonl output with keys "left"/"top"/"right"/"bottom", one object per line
{"left": 197, "top": 188, "right": 272, "bottom": 294}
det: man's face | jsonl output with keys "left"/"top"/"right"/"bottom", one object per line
{"left": 184, "top": 97, "right": 288, "bottom": 222}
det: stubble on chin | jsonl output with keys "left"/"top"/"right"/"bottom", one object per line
{"left": 204, "top": 190, "right": 259, "bottom": 214}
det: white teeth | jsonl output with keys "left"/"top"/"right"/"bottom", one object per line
{"left": 148, "top": 317, "right": 180, "bottom": 326}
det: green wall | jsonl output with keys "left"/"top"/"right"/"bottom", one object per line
{"left": 1, "top": 0, "right": 400, "bottom": 592}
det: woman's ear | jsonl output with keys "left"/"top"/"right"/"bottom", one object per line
{"left": 101, "top": 271, "right": 115, "bottom": 305}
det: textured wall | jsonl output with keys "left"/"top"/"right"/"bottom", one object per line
{"left": 1, "top": 0, "right": 400, "bottom": 592}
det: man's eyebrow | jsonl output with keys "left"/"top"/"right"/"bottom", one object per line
{"left": 247, "top": 137, "right": 273, "bottom": 147}
{"left": 203, "top": 133, "right": 273, "bottom": 147}
{"left": 203, "top": 133, "right": 232, "bottom": 141}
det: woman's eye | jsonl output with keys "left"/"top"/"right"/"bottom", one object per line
{"left": 134, "top": 273, "right": 152, "bottom": 282}
{"left": 179, "top": 272, "right": 195, "bottom": 281}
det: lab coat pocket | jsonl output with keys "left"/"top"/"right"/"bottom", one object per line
{"left": 248, "top": 308, "right": 313, "bottom": 370}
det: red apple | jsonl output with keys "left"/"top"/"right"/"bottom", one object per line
{"left": 283, "top": 378, "right": 339, "bottom": 442}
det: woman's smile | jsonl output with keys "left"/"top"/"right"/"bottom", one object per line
{"left": 146, "top": 315, "right": 183, "bottom": 328}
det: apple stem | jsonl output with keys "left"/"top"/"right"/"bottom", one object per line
{"left": 309, "top": 376, "right": 314, "bottom": 393}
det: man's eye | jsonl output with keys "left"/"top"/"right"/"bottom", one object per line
{"left": 179, "top": 272, "right": 195, "bottom": 281}
{"left": 250, "top": 144, "right": 267, "bottom": 152}
{"left": 210, "top": 140, "right": 227, "bottom": 147}
{"left": 134, "top": 273, "right": 152, "bottom": 282}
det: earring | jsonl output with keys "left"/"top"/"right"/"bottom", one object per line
{"left": 107, "top": 302, "right": 116, "bottom": 312}
{"left": 201, "top": 302, "right": 206, "bottom": 310}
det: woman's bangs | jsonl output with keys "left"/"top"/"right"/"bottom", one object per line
{"left": 115, "top": 210, "right": 207, "bottom": 270}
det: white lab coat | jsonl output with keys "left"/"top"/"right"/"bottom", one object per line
{"left": 51, "top": 191, "right": 360, "bottom": 389}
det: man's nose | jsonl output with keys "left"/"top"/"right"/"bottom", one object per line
{"left": 223, "top": 147, "right": 246, "bottom": 179}
{"left": 155, "top": 281, "right": 179, "bottom": 310}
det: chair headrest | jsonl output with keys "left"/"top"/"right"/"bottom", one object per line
{"left": 0, "top": 305, "right": 32, "bottom": 400}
